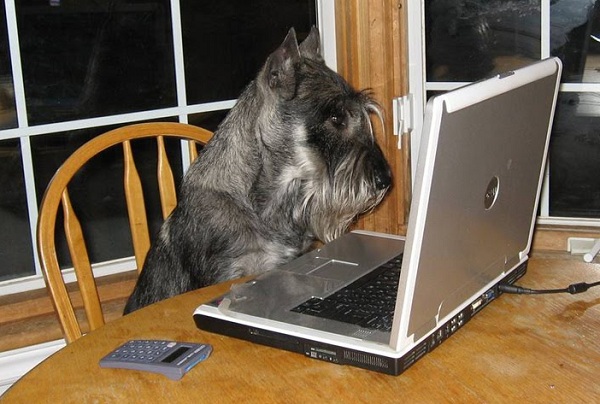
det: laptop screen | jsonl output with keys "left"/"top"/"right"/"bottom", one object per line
{"left": 393, "top": 58, "right": 562, "bottom": 349}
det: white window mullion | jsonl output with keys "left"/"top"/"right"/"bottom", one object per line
{"left": 168, "top": 0, "right": 194, "bottom": 169}
{"left": 538, "top": 0, "right": 552, "bottom": 216}
{"left": 541, "top": 0, "right": 551, "bottom": 59}
{"left": 4, "top": 0, "right": 28, "bottom": 129}
{"left": 406, "top": 0, "right": 426, "bottom": 182}
{"left": 317, "top": 0, "right": 337, "bottom": 70}
{"left": 4, "top": 0, "right": 42, "bottom": 276}
{"left": 170, "top": 0, "right": 188, "bottom": 123}
{"left": 0, "top": 104, "right": 239, "bottom": 142}
{"left": 19, "top": 136, "right": 41, "bottom": 277}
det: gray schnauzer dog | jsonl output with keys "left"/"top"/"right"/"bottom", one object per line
{"left": 124, "top": 27, "right": 392, "bottom": 314}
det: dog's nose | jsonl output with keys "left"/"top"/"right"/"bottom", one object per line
{"left": 368, "top": 144, "right": 392, "bottom": 190}
{"left": 374, "top": 167, "right": 392, "bottom": 190}
{"left": 373, "top": 163, "right": 392, "bottom": 191}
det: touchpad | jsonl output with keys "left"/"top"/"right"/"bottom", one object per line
{"left": 308, "top": 259, "right": 359, "bottom": 281}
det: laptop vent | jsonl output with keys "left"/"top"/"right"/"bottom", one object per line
{"left": 402, "top": 341, "right": 428, "bottom": 371}
{"left": 343, "top": 350, "right": 389, "bottom": 369}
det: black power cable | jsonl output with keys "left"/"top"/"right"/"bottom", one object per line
{"left": 498, "top": 280, "right": 600, "bottom": 295}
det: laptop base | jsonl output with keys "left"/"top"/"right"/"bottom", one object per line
{"left": 194, "top": 260, "right": 527, "bottom": 375}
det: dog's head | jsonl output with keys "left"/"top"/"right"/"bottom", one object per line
{"left": 257, "top": 27, "right": 392, "bottom": 242}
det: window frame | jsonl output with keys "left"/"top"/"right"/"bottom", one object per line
{"left": 0, "top": 0, "right": 337, "bottom": 296}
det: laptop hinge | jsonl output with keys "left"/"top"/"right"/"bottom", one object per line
{"left": 392, "top": 94, "right": 414, "bottom": 149}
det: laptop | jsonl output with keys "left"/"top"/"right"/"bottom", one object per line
{"left": 193, "top": 57, "right": 562, "bottom": 375}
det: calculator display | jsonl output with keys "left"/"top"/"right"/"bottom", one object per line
{"left": 162, "top": 347, "right": 190, "bottom": 363}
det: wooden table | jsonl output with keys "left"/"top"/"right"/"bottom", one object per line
{"left": 3, "top": 254, "right": 600, "bottom": 403}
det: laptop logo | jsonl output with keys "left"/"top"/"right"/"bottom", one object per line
{"left": 484, "top": 176, "right": 500, "bottom": 210}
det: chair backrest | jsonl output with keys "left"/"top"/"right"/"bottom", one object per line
{"left": 37, "top": 122, "right": 213, "bottom": 343}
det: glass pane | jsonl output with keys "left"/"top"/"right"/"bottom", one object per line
{"left": 425, "top": 0, "right": 541, "bottom": 82}
{"left": 551, "top": 0, "right": 600, "bottom": 82}
{"left": 31, "top": 121, "right": 185, "bottom": 268}
{"left": 188, "top": 110, "right": 229, "bottom": 133}
{"left": 0, "top": 1, "right": 17, "bottom": 130}
{"left": 549, "top": 92, "right": 600, "bottom": 217}
{"left": 0, "top": 139, "right": 35, "bottom": 281}
{"left": 181, "top": 0, "right": 316, "bottom": 103}
{"left": 16, "top": 0, "right": 176, "bottom": 125}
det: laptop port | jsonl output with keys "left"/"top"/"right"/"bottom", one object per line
{"left": 471, "top": 297, "right": 484, "bottom": 312}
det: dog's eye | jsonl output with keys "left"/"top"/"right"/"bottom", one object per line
{"left": 329, "top": 113, "right": 346, "bottom": 128}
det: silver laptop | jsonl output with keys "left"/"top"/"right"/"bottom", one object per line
{"left": 193, "top": 58, "right": 562, "bottom": 375}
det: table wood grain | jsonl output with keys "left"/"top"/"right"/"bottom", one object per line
{"left": 3, "top": 254, "right": 600, "bottom": 403}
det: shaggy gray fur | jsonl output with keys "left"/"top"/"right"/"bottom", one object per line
{"left": 124, "top": 27, "right": 391, "bottom": 313}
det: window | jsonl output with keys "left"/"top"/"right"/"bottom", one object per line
{"left": 0, "top": 0, "right": 336, "bottom": 295}
{"left": 407, "top": 0, "right": 600, "bottom": 226}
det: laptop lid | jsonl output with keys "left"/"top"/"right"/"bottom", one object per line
{"left": 194, "top": 58, "right": 561, "bottom": 360}
{"left": 391, "top": 58, "right": 562, "bottom": 351}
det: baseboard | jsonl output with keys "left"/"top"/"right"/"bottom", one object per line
{"left": 0, "top": 339, "right": 65, "bottom": 396}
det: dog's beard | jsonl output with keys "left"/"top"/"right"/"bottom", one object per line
{"left": 297, "top": 150, "right": 389, "bottom": 243}
{"left": 309, "top": 191, "right": 388, "bottom": 243}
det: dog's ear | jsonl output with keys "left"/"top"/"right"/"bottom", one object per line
{"left": 262, "top": 27, "right": 301, "bottom": 100}
{"left": 299, "top": 26, "right": 323, "bottom": 61}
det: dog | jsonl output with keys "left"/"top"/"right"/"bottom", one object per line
{"left": 124, "top": 27, "right": 392, "bottom": 314}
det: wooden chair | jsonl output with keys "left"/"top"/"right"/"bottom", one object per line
{"left": 37, "top": 122, "right": 213, "bottom": 343}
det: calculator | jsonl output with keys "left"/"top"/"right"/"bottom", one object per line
{"left": 99, "top": 339, "right": 213, "bottom": 380}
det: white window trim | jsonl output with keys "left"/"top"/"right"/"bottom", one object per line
{"left": 318, "top": 0, "right": 337, "bottom": 71}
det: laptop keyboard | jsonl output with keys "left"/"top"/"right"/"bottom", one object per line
{"left": 290, "top": 254, "right": 403, "bottom": 331}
